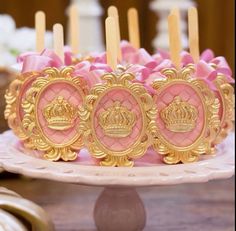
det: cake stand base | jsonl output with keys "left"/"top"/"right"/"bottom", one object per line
{"left": 94, "top": 187, "right": 146, "bottom": 231}
{"left": 0, "top": 131, "right": 234, "bottom": 231}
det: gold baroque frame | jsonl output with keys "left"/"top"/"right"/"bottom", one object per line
{"left": 4, "top": 72, "right": 42, "bottom": 140}
{"left": 21, "top": 67, "right": 88, "bottom": 161}
{"left": 79, "top": 71, "right": 157, "bottom": 167}
{"left": 213, "top": 74, "right": 235, "bottom": 144}
{"left": 152, "top": 66, "right": 221, "bottom": 164}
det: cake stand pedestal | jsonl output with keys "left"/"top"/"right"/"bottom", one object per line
{"left": 0, "top": 131, "right": 234, "bottom": 231}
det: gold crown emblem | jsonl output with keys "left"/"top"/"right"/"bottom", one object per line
{"left": 43, "top": 96, "right": 77, "bottom": 131}
{"left": 99, "top": 101, "right": 136, "bottom": 138}
{"left": 161, "top": 96, "right": 198, "bottom": 133}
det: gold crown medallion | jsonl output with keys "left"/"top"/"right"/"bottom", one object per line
{"left": 161, "top": 96, "right": 198, "bottom": 133}
{"left": 99, "top": 101, "right": 136, "bottom": 138}
{"left": 43, "top": 96, "right": 77, "bottom": 131}
{"left": 79, "top": 71, "right": 157, "bottom": 167}
{"left": 152, "top": 66, "right": 221, "bottom": 164}
{"left": 21, "top": 67, "right": 87, "bottom": 162}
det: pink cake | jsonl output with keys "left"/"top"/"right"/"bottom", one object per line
{"left": 4, "top": 7, "right": 235, "bottom": 167}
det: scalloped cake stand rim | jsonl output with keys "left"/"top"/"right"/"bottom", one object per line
{"left": 0, "top": 131, "right": 234, "bottom": 187}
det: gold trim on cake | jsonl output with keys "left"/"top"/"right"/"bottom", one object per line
{"left": 79, "top": 70, "right": 157, "bottom": 167}
{"left": 4, "top": 72, "right": 42, "bottom": 141}
{"left": 21, "top": 67, "right": 87, "bottom": 161}
{"left": 213, "top": 74, "right": 235, "bottom": 144}
{"left": 152, "top": 65, "right": 221, "bottom": 164}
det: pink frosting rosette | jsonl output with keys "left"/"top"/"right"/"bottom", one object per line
{"left": 17, "top": 48, "right": 115, "bottom": 89}
{"left": 73, "top": 61, "right": 112, "bottom": 88}
{"left": 83, "top": 41, "right": 160, "bottom": 93}
{"left": 75, "top": 41, "right": 169, "bottom": 93}
{"left": 182, "top": 49, "right": 234, "bottom": 87}
{"left": 18, "top": 48, "right": 74, "bottom": 73}
{"left": 75, "top": 59, "right": 155, "bottom": 92}
{"left": 151, "top": 49, "right": 234, "bottom": 90}
{"left": 120, "top": 41, "right": 174, "bottom": 93}
{"left": 20, "top": 50, "right": 63, "bottom": 73}
{"left": 15, "top": 48, "right": 118, "bottom": 89}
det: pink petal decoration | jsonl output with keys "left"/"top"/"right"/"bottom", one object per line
{"left": 181, "top": 51, "right": 194, "bottom": 66}
{"left": 21, "top": 49, "right": 63, "bottom": 73}
{"left": 200, "top": 49, "right": 215, "bottom": 62}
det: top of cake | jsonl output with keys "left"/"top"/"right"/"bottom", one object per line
{"left": 4, "top": 5, "right": 234, "bottom": 167}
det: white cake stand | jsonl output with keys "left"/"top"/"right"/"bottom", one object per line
{"left": 0, "top": 131, "right": 234, "bottom": 231}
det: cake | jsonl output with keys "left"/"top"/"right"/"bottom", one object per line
{"left": 4, "top": 6, "right": 234, "bottom": 167}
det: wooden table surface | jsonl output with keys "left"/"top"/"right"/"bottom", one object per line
{"left": 0, "top": 174, "right": 235, "bottom": 231}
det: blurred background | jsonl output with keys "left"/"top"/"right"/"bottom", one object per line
{"left": 0, "top": 0, "right": 234, "bottom": 63}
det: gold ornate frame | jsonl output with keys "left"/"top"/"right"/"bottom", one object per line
{"left": 21, "top": 67, "right": 88, "bottom": 161}
{"left": 4, "top": 72, "right": 42, "bottom": 140}
{"left": 213, "top": 74, "right": 235, "bottom": 144}
{"left": 152, "top": 66, "right": 221, "bottom": 164}
{"left": 79, "top": 71, "right": 157, "bottom": 167}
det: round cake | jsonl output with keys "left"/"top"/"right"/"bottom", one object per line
{"left": 4, "top": 6, "right": 234, "bottom": 167}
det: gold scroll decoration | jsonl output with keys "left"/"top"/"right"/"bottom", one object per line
{"left": 79, "top": 70, "right": 157, "bottom": 167}
{"left": 213, "top": 74, "right": 235, "bottom": 144}
{"left": 4, "top": 72, "right": 42, "bottom": 141}
{"left": 21, "top": 67, "right": 88, "bottom": 161}
{"left": 152, "top": 65, "right": 221, "bottom": 164}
